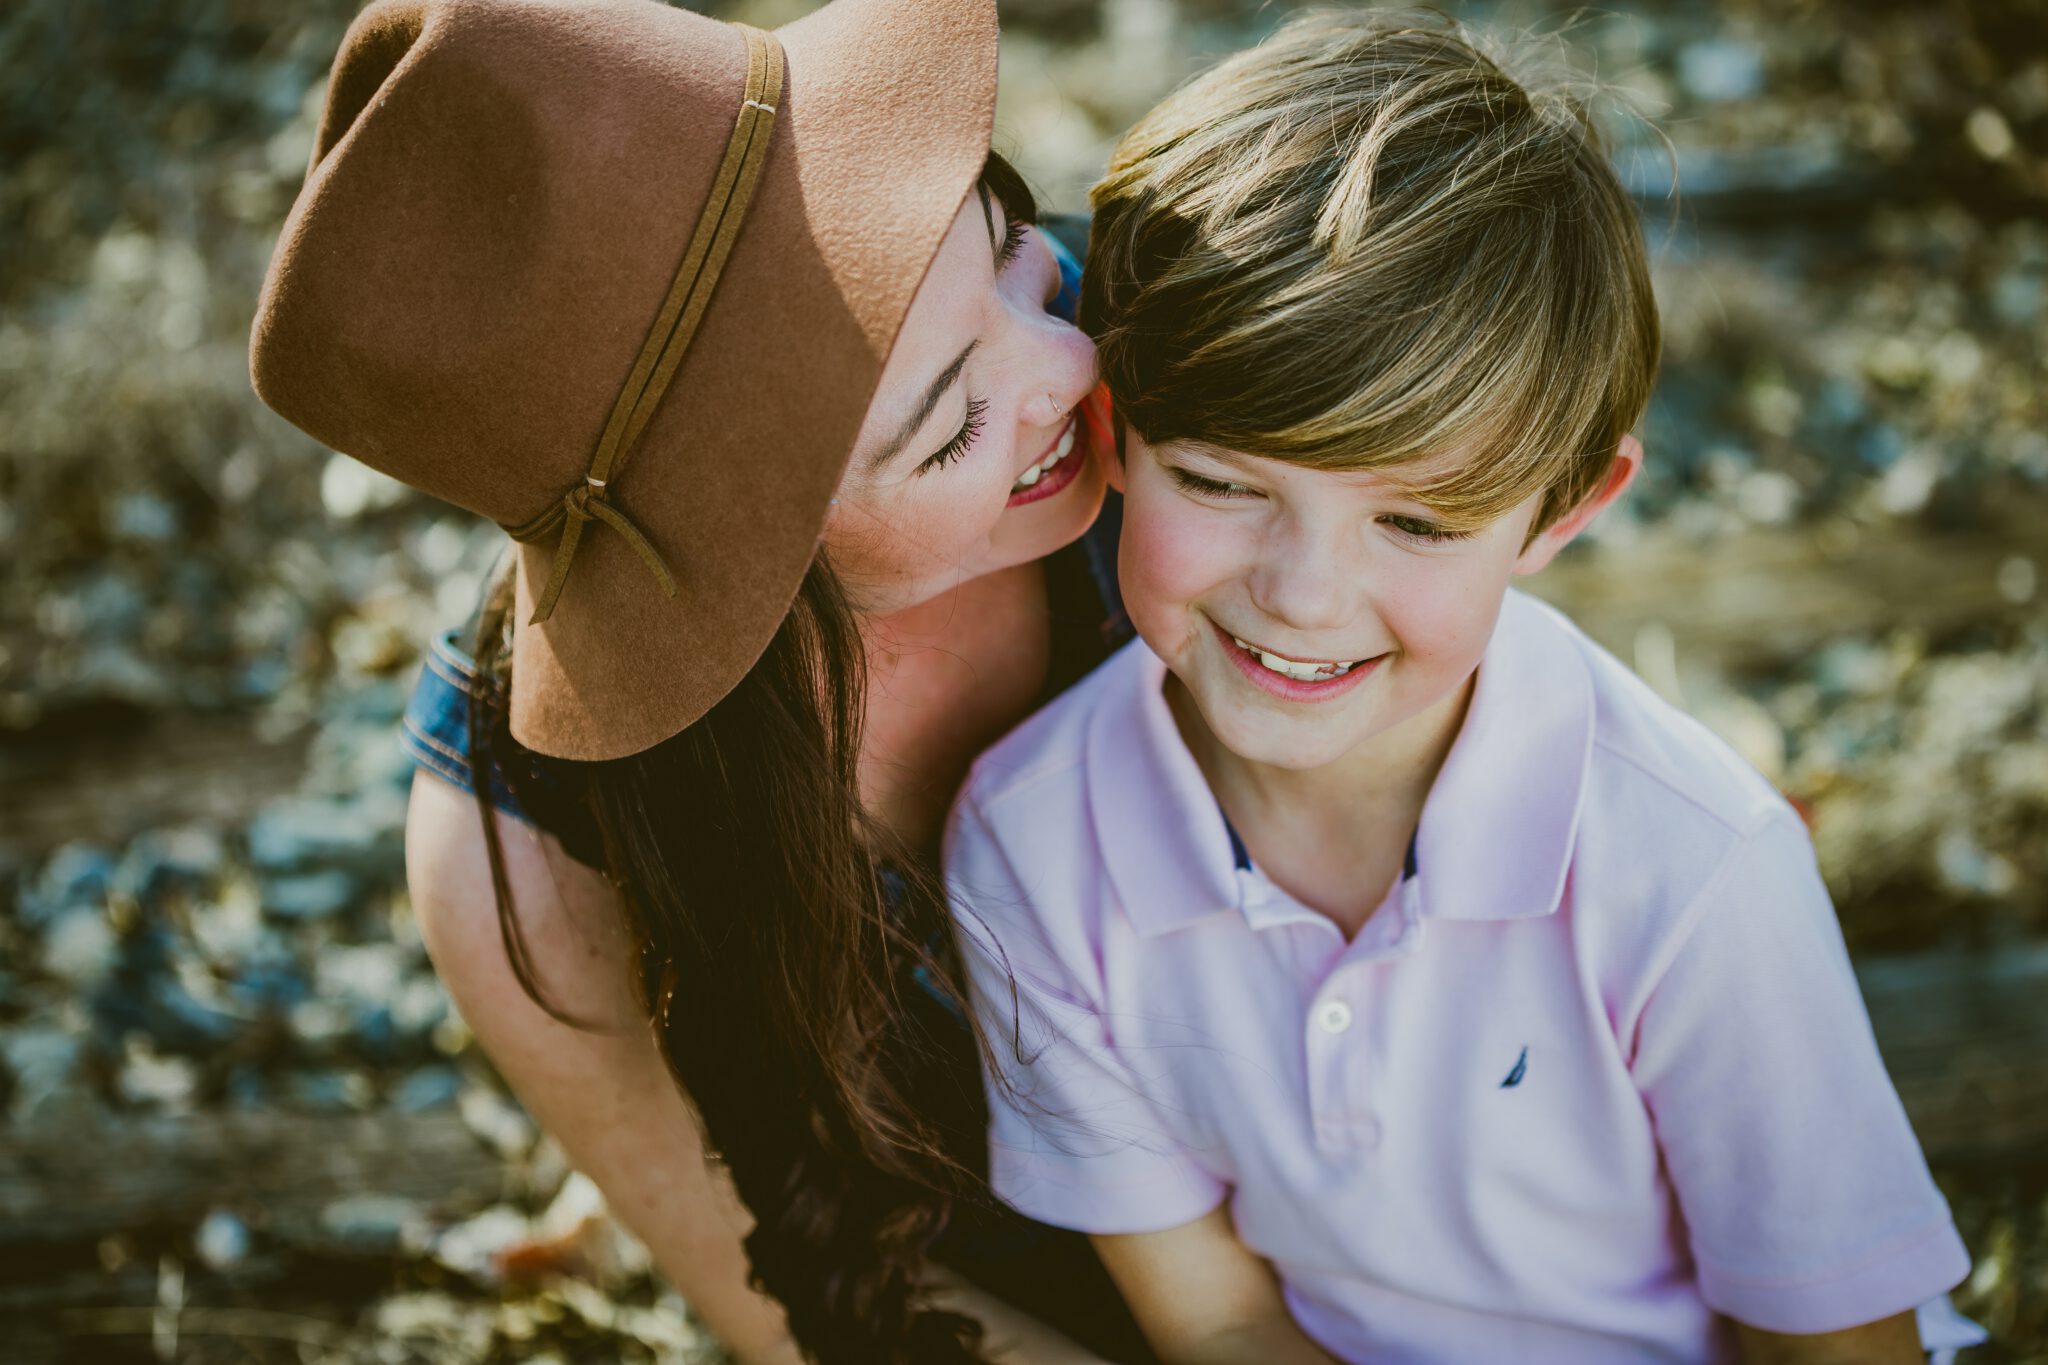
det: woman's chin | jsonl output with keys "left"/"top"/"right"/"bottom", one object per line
{"left": 991, "top": 461, "right": 1106, "bottom": 566}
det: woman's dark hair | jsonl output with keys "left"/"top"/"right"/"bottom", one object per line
{"left": 468, "top": 154, "right": 1037, "bottom": 1364}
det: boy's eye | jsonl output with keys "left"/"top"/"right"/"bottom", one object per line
{"left": 1382, "top": 514, "right": 1473, "bottom": 543}
{"left": 1169, "top": 467, "right": 1257, "bottom": 499}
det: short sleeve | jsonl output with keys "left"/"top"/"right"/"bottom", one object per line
{"left": 1629, "top": 810, "right": 1971, "bottom": 1334}
{"left": 402, "top": 628, "right": 526, "bottom": 816}
{"left": 945, "top": 795, "right": 1228, "bottom": 1236}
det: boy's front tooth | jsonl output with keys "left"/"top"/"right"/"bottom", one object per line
{"left": 1258, "top": 652, "right": 1318, "bottom": 681}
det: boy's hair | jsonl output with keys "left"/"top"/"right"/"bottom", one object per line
{"left": 1083, "top": 10, "right": 1660, "bottom": 534}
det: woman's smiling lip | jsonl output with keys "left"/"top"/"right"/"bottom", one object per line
{"left": 1006, "top": 414, "right": 1085, "bottom": 507}
{"left": 1209, "top": 617, "right": 1385, "bottom": 702}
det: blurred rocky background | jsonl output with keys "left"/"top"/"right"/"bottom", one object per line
{"left": 2, "top": 0, "right": 2043, "bottom": 1359}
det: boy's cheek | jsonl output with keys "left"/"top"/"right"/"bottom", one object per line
{"left": 1379, "top": 572, "right": 1514, "bottom": 671}
{"left": 1117, "top": 494, "right": 1236, "bottom": 619}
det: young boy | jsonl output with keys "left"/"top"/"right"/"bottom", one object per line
{"left": 944, "top": 14, "right": 1981, "bottom": 1365}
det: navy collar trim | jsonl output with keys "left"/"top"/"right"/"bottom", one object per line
{"left": 1218, "top": 807, "right": 1419, "bottom": 882}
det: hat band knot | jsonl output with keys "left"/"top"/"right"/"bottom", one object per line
{"left": 507, "top": 479, "right": 678, "bottom": 622}
{"left": 501, "top": 22, "right": 785, "bottom": 626}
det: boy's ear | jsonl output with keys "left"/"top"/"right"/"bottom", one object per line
{"left": 1102, "top": 413, "right": 1129, "bottom": 493}
{"left": 1076, "top": 383, "right": 1127, "bottom": 492}
{"left": 1512, "top": 434, "right": 1642, "bottom": 577}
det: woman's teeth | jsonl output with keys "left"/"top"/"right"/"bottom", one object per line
{"left": 1231, "top": 636, "right": 1362, "bottom": 681}
{"left": 1010, "top": 421, "right": 1077, "bottom": 491}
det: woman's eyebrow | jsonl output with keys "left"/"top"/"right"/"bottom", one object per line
{"left": 866, "top": 339, "right": 979, "bottom": 472}
{"left": 975, "top": 183, "right": 1004, "bottom": 267}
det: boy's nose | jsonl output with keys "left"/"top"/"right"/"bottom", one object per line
{"left": 1247, "top": 536, "right": 1364, "bottom": 636}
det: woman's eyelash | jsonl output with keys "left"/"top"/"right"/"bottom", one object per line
{"left": 919, "top": 398, "right": 988, "bottom": 474}
{"left": 1169, "top": 467, "right": 1256, "bottom": 498}
{"left": 995, "top": 216, "right": 1027, "bottom": 268}
{"left": 1383, "top": 514, "right": 1474, "bottom": 542}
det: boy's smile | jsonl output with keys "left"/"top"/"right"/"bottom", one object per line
{"left": 1114, "top": 426, "right": 1639, "bottom": 779}
{"left": 1211, "top": 618, "right": 1387, "bottom": 701}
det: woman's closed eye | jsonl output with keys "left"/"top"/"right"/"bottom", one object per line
{"left": 995, "top": 214, "right": 1027, "bottom": 269}
{"left": 912, "top": 217, "right": 1028, "bottom": 478}
{"left": 918, "top": 397, "right": 987, "bottom": 474}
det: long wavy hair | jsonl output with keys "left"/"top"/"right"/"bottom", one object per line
{"left": 466, "top": 156, "right": 1039, "bottom": 1364}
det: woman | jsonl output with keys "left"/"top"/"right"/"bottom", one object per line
{"left": 251, "top": 0, "right": 1138, "bottom": 1360}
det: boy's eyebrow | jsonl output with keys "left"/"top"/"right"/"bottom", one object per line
{"left": 865, "top": 339, "right": 979, "bottom": 472}
{"left": 1169, "top": 440, "right": 1257, "bottom": 468}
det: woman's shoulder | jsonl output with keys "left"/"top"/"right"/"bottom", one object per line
{"left": 405, "top": 752, "right": 644, "bottom": 1034}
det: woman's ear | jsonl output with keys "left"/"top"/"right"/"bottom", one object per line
{"left": 1512, "top": 434, "right": 1642, "bottom": 577}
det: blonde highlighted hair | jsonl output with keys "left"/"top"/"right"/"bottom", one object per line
{"left": 1083, "top": 9, "right": 1661, "bottom": 533}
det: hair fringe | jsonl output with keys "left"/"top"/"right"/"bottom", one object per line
{"left": 1086, "top": 6, "right": 1664, "bottom": 534}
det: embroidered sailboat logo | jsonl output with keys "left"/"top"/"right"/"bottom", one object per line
{"left": 1500, "top": 1046, "right": 1529, "bottom": 1089}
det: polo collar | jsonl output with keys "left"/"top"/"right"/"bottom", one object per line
{"left": 1411, "top": 590, "right": 1595, "bottom": 922}
{"left": 1086, "top": 641, "right": 1244, "bottom": 938}
{"left": 1085, "top": 590, "right": 1595, "bottom": 937}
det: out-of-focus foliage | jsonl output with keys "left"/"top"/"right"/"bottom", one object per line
{"left": 1, "top": 0, "right": 2043, "bottom": 1360}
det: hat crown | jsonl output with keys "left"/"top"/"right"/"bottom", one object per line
{"left": 253, "top": 0, "right": 764, "bottom": 526}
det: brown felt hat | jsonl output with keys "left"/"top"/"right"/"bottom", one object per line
{"left": 251, "top": 0, "right": 997, "bottom": 760}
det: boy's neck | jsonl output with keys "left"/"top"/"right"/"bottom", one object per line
{"left": 1168, "top": 666, "right": 1477, "bottom": 938}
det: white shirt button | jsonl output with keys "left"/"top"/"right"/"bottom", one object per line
{"left": 1315, "top": 1000, "right": 1354, "bottom": 1034}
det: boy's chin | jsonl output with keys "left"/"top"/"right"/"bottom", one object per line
{"left": 1199, "top": 704, "right": 1374, "bottom": 773}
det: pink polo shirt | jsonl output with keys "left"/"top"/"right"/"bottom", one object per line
{"left": 945, "top": 590, "right": 1975, "bottom": 1364}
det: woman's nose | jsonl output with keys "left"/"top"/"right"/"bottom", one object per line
{"left": 1024, "top": 390, "right": 1061, "bottom": 426}
{"left": 999, "top": 228, "right": 1097, "bottom": 431}
{"left": 1020, "top": 326, "right": 1097, "bottom": 429}
{"left": 1032, "top": 230, "right": 1064, "bottom": 309}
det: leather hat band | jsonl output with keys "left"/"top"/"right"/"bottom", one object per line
{"left": 505, "top": 23, "right": 786, "bottom": 625}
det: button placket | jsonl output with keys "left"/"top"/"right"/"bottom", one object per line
{"left": 1291, "top": 872, "right": 1417, "bottom": 1155}
{"left": 1305, "top": 969, "right": 1372, "bottom": 1152}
